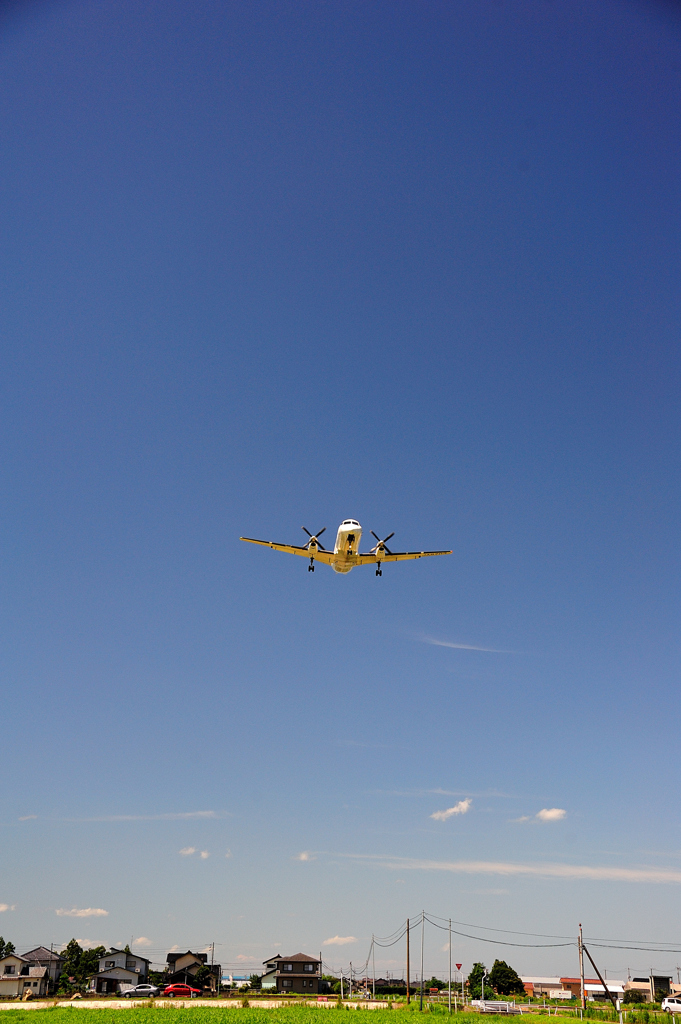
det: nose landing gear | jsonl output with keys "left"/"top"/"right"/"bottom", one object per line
{"left": 308, "top": 557, "right": 315, "bottom": 572}
{"left": 376, "top": 561, "right": 382, "bottom": 577}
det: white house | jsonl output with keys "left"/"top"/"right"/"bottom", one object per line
{"left": 89, "top": 949, "right": 150, "bottom": 995}
{"left": 0, "top": 954, "right": 49, "bottom": 998}
{"left": 21, "top": 947, "right": 64, "bottom": 985}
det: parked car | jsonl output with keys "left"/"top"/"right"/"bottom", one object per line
{"left": 124, "top": 984, "right": 160, "bottom": 998}
{"left": 162, "top": 984, "right": 201, "bottom": 998}
{"left": 661, "top": 998, "right": 681, "bottom": 1013}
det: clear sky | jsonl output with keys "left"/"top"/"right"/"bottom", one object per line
{"left": 1, "top": 0, "right": 680, "bottom": 984}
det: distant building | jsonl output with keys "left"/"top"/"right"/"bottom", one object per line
{"left": 89, "top": 948, "right": 151, "bottom": 995}
{"left": 0, "top": 954, "right": 49, "bottom": 998}
{"left": 261, "top": 953, "right": 321, "bottom": 994}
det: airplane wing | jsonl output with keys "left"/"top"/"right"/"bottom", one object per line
{"left": 240, "top": 537, "right": 336, "bottom": 565}
{"left": 356, "top": 549, "right": 452, "bottom": 565}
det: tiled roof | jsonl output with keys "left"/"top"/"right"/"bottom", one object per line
{"left": 28, "top": 967, "right": 47, "bottom": 978}
{"left": 278, "top": 953, "right": 320, "bottom": 963}
{"left": 22, "top": 948, "right": 64, "bottom": 962}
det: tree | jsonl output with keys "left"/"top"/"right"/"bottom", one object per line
{"left": 425, "top": 977, "right": 444, "bottom": 990}
{"left": 489, "top": 960, "right": 525, "bottom": 996}
{"left": 0, "top": 938, "right": 14, "bottom": 959}
{"left": 58, "top": 939, "right": 106, "bottom": 992}
{"left": 624, "top": 991, "right": 646, "bottom": 1005}
{"left": 249, "top": 973, "right": 262, "bottom": 990}
{"left": 467, "top": 963, "right": 488, "bottom": 1000}
{"left": 194, "top": 964, "right": 213, "bottom": 988}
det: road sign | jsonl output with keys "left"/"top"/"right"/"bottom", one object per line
{"left": 456, "top": 965, "right": 462, "bottom": 971}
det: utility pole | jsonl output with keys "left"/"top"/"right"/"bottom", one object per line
{"left": 340, "top": 970, "right": 344, "bottom": 1000}
{"left": 349, "top": 962, "right": 352, "bottom": 1000}
{"left": 582, "top": 941, "right": 621, "bottom": 1019}
{"left": 420, "top": 910, "right": 425, "bottom": 1011}
{"left": 406, "top": 918, "right": 410, "bottom": 1005}
{"left": 372, "top": 938, "right": 375, "bottom": 1000}
{"left": 579, "top": 924, "right": 586, "bottom": 1010}
{"left": 448, "top": 920, "right": 452, "bottom": 1015}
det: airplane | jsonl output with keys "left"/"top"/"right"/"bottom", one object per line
{"left": 240, "top": 519, "right": 452, "bottom": 576}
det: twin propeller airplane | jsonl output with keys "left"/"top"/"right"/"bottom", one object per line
{"left": 240, "top": 519, "right": 451, "bottom": 576}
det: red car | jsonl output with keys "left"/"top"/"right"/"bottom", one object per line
{"left": 162, "top": 984, "right": 201, "bottom": 998}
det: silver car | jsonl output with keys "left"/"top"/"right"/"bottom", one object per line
{"left": 661, "top": 998, "right": 681, "bottom": 1013}
{"left": 124, "top": 984, "right": 160, "bottom": 998}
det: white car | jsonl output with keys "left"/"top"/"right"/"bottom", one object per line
{"left": 661, "top": 998, "right": 681, "bottom": 1013}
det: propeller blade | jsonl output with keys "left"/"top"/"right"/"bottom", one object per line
{"left": 384, "top": 546, "right": 393, "bottom": 555}
{"left": 316, "top": 527, "right": 326, "bottom": 538}
{"left": 371, "top": 531, "right": 381, "bottom": 542}
{"left": 383, "top": 532, "right": 395, "bottom": 543}
{"left": 302, "top": 527, "right": 313, "bottom": 537}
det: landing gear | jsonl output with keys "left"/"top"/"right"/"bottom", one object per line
{"left": 376, "top": 561, "right": 382, "bottom": 577}
{"left": 308, "top": 557, "right": 315, "bottom": 572}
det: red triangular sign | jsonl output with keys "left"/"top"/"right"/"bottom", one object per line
{"left": 456, "top": 964, "right": 462, "bottom": 971}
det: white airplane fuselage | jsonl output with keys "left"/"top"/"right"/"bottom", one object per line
{"left": 328, "top": 519, "right": 362, "bottom": 573}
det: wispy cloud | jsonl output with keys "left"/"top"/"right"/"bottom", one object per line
{"left": 133, "top": 937, "right": 152, "bottom": 948}
{"left": 56, "top": 907, "right": 108, "bottom": 918}
{"left": 179, "top": 847, "right": 196, "bottom": 856}
{"left": 323, "top": 936, "right": 357, "bottom": 946}
{"left": 295, "top": 851, "right": 316, "bottom": 862}
{"left": 19, "top": 815, "right": 37, "bottom": 821}
{"left": 200, "top": 850, "right": 210, "bottom": 859}
{"left": 419, "top": 635, "right": 517, "bottom": 654}
{"left": 334, "top": 853, "right": 681, "bottom": 884}
{"left": 225, "top": 849, "right": 232, "bottom": 859}
{"left": 64, "top": 811, "right": 221, "bottom": 822}
{"left": 431, "top": 799, "right": 472, "bottom": 821}
{"left": 537, "top": 808, "right": 566, "bottom": 822}
{"left": 0, "top": 905, "right": 15, "bottom": 913}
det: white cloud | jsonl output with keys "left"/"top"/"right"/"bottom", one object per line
{"left": 510, "top": 816, "right": 531, "bottom": 823}
{"left": 168, "top": 945, "right": 180, "bottom": 953}
{"left": 337, "top": 852, "right": 681, "bottom": 884}
{"left": 420, "top": 636, "right": 516, "bottom": 654}
{"left": 56, "top": 907, "right": 108, "bottom": 918}
{"left": 295, "top": 851, "right": 316, "bottom": 862}
{"left": 19, "top": 815, "right": 37, "bottom": 821}
{"left": 431, "top": 798, "right": 472, "bottom": 821}
{"left": 74, "top": 939, "right": 104, "bottom": 949}
{"left": 225, "top": 849, "right": 232, "bottom": 859}
{"left": 323, "top": 936, "right": 357, "bottom": 946}
{"left": 133, "top": 937, "right": 153, "bottom": 948}
{"left": 179, "top": 847, "right": 196, "bottom": 856}
{"left": 536, "top": 808, "right": 566, "bottom": 822}
{"left": 441, "top": 943, "right": 450, "bottom": 952}
{"left": 237, "top": 954, "right": 257, "bottom": 962}
{"left": 0, "top": 905, "right": 15, "bottom": 913}
{"left": 200, "top": 850, "right": 210, "bottom": 859}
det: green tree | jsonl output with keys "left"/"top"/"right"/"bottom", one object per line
{"left": 489, "top": 960, "right": 525, "bottom": 996}
{"left": 0, "top": 938, "right": 15, "bottom": 959}
{"left": 249, "top": 973, "right": 262, "bottom": 990}
{"left": 194, "top": 964, "right": 213, "bottom": 988}
{"left": 624, "top": 991, "right": 646, "bottom": 1005}
{"left": 425, "top": 978, "right": 444, "bottom": 991}
{"left": 58, "top": 939, "right": 106, "bottom": 992}
{"left": 467, "top": 963, "right": 488, "bottom": 1000}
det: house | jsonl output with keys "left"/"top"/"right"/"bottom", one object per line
{"left": 624, "top": 976, "right": 673, "bottom": 1003}
{"left": 166, "top": 951, "right": 221, "bottom": 992}
{"left": 21, "top": 947, "right": 64, "bottom": 985}
{"left": 261, "top": 953, "right": 321, "bottom": 994}
{"left": 0, "top": 954, "right": 49, "bottom": 998}
{"left": 89, "top": 948, "right": 151, "bottom": 995}
{"left": 521, "top": 978, "right": 562, "bottom": 998}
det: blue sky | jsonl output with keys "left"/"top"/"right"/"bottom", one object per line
{"left": 1, "top": 0, "right": 680, "bottom": 983}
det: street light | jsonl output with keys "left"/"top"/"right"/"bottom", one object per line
{"left": 482, "top": 972, "right": 489, "bottom": 1002}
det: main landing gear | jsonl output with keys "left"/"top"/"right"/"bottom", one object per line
{"left": 308, "top": 557, "right": 315, "bottom": 572}
{"left": 376, "top": 561, "right": 382, "bottom": 577}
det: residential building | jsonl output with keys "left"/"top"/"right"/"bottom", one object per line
{"left": 166, "top": 950, "right": 221, "bottom": 992}
{"left": 261, "top": 953, "right": 321, "bottom": 994}
{"left": 21, "top": 947, "right": 64, "bottom": 985}
{"left": 521, "top": 977, "right": 562, "bottom": 998}
{"left": 0, "top": 954, "right": 49, "bottom": 998}
{"left": 89, "top": 948, "right": 151, "bottom": 995}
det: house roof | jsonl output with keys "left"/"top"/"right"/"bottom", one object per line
{"left": 28, "top": 967, "right": 47, "bottom": 979}
{"left": 22, "top": 948, "right": 64, "bottom": 963}
{"left": 102, "top": 948, "right": 151, "bottom": 963}
{"left": 167, "top": 951, "right": 207, "bottom": 964}
{"left": 277, "top": 953, "right": 321, "bottom": 963}
{"left": 0, "top": 954, "right": 29, "bottom": 964}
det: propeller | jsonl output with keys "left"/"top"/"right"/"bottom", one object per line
{"left": 302, "top": 526, "right": 327, "bottom": 551}
{"left": 370, "top": 530, "right": 395, "bottom": 555}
